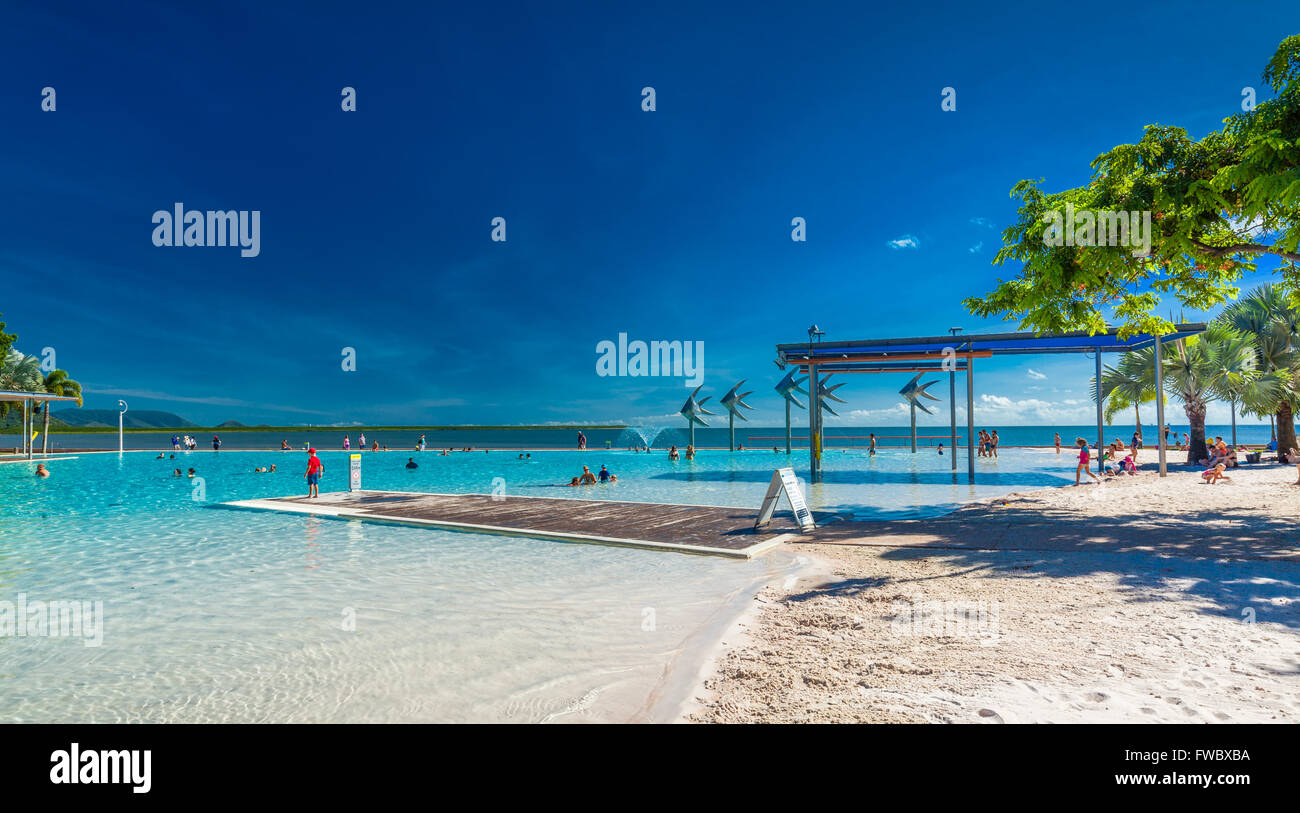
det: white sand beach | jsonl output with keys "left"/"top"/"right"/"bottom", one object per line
{"left": 688, "top": 462, "right": 1300, "bottom": 723}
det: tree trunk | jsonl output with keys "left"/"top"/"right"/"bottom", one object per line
{"left": 1186, "top": 402, "right": 1209, "bottom": 465}
{"left": 1278, "top": 402, "right": 1298, "bottom": 457}
{"left": 1133, "top": 404, "right": 1141, "bottom": 438}
{"left": 42, "top": 404, "right": 50, "bottom": 455}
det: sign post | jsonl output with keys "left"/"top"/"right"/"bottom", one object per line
{"left": 754, "top": 467, "right": 815, "bottom": 532}
{"left": 348, "top": 453, "right": 362, "bottom": 491}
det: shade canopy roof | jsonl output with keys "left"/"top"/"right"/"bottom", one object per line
{"left": 777, "top": 324, "right": 1207, "bottom": 365}
{"left": 0, "top": 390, "right": 82, "bottom": 403}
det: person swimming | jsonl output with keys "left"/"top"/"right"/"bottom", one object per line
{"left": 34, "top": 463, "right": 49, "bottom": 477}
{"left": 405, "top": 457, "right": 418, "bottom": 469}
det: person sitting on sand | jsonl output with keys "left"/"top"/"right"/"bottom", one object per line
{"left": 1074, "top": 438, "right": 1100, "bottom": 484}
{"left": 281, "top": 439, "right": 291, "bottom": 451}
{"left": 1201, "top": 462, "right": 1229, "bottom": 484}
{"left": 34, "top": 463, "right": 49, "bottom": 478}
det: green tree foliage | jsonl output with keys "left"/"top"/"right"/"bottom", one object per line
{"left": 966, "top": 35, "right": 1300, "bottom": 337}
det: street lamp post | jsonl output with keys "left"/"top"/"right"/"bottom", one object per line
{"left": 118, "top": 400, "right": 128, "bottom": 455}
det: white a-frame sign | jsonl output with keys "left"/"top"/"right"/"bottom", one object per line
{"left": 754, "top": 467, "right": 815, "bottom": 532}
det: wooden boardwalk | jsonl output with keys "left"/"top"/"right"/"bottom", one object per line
{"left": 219, "top": 490, "right": 824, "bottom": 558}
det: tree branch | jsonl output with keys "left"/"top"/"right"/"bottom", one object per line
{"left": 1187, "top": 238, "right": 1300, "bottom": 262}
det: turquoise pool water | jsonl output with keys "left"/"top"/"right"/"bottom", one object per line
{"left": 0, "top": 447, "right": 1072, "bottom": 722}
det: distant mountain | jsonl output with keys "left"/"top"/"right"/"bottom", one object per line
{"left": 215, "top": 420, "right": 245, "bottom": 428}
{"left": 53, "top": 408, "right": 195, "bottom": 428}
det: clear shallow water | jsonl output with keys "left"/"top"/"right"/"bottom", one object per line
{"left": 0, "top": 446, "right": 1069, "bottom": 722}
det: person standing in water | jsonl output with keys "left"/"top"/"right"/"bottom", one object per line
{"left": 305, "top": 448, "right": 324, "bottom": 498}
{"left": 868, "top": 433, "right": 877, "bottom": 456}
{"left": 1074, "top": 438, "right": 1100, "bottom": 485}
{"left": 1054, "top": 433, "right": 1061, "bottom": 454}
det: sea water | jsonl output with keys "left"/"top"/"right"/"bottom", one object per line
{"left": 0, "top": 446, "right": 1079, "bottom": 722}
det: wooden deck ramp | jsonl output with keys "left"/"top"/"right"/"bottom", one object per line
{"left": 219, "top": 490, "right": 822, "bottom": 558}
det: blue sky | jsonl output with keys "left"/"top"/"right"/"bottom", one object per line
{"left": 1, "top": 1, "right": 1294, "bottom": 427}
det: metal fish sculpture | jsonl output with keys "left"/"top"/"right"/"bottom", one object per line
{"left": 774, "top": 370, "right": 808, "bottom": 409}
{"left": 720, "top": 380, "right": 756, "bottom": 420}
{"left": 816, "top": 374, "right": 847, "bottom": 417}
{"left": 679, "top": 385, "right": 715, "bottom": 427}
{"left": 898, "top": 373, "right": 941, "bottom": 416}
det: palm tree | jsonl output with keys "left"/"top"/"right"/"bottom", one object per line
{"left": 0, "top": 349, "right": 42, "bottom": 421}
{"left": 1096, "top": 349, "right": 1156, "bottom": 432}
{"left": 38, "top": 368, "right": 82, "bottom": 454}
{"left": 1202, "top": 329, "right": 1287, "bottom": 447}
{"left": 1217, "top": 284, "right": 1300, "bottom": 453}
{"left": 1162, "top": 325, "right": 1257, "bottom": 463}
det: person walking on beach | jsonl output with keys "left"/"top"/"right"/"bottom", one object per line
{"left": 304, "top": 448, "right": 323, "bottom": 498}
{"left": 343, "top": 435, "right": 350, "bottom": 450}
{"left": 577, "top": 431, "right": 587, "bottom": 450}
{"left": 1074, "top": 438, "right": 1100, "bottom": 485}
{"left": 418, "top": 434, "right": 426, "bottom": 452}
{"left": 212, "top": 435, "right": 221, "bottom": 451}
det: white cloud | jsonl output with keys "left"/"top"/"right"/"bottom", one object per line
{"left": 969, "top": 241, "right": 983, "bottom": 253}
{"left": 886, "top": 234, "right": 919, "bottom": 250}
{"left": 970, "top": 217, "right": 995, "bottom": 228}
{"left": 1026, "top": 369, "right": 1047, "bottom": 380}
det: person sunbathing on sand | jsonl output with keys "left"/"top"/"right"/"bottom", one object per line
{"left": 1201, "top": 463, "right": 1229, "bottom": 484}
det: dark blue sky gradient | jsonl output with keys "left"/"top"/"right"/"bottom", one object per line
{"left": 1, "top": 1, "right": 1294, "bottom": 426}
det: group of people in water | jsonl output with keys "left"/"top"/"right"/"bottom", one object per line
{"left": 170, "top": 435, "right": 216, "bottom": 451}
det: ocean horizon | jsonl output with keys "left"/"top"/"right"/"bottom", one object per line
{"left": 5, "top": 422, "right": 1286, "bottom": 451}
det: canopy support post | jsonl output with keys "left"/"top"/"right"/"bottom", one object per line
{"left": 1155, "top": 336, "right": 1167, "bottom": 477}
{"left": 965, "top": 356, "right": 975, "bottom": 481}
{"left": 1095, "top": 348, "right": 1104, "bottom": 473}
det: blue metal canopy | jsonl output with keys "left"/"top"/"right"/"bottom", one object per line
{"left": 776, "top": 324, "right": 1205, "bottom": 484}
{"left": 777, "top": 324, "right": 1207, "bottom": 362}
